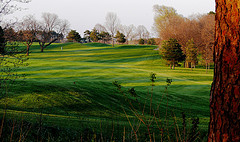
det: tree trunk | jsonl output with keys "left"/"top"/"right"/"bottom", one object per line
{"left": 206, "top": 63, "right": 208, "bottom": 74}
{"left": 39, "top": 38, "right": 57, "bottom": 52}
{"left": 191, "top": 62, "right": 193, "bottom": 71}
{"left": 26, "top": 45, "right": 30, "bottom": 56}
{"left": 40, "top": 46, "right": 44, "bottom": 52}
{"left": 208, "top": 1, "right": 240, "bottom": 141}
{"left": 112, "top": 35, "right": 114, "bottom": 47}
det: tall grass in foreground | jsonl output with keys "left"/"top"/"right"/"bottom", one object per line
{"left": 0, "top": 42, "right": 28, "bottom": 141}
{"left": 113, "top": 73, "right": 204, "bottom": 142}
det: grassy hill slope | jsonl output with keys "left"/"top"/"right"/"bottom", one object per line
{"left": 0, "top": 42, "right": 213, "bottom": 139}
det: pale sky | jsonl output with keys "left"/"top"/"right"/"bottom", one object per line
{"left": 6, "top": 0, "right": 215, "bottom": 36}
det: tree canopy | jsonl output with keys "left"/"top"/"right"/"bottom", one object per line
{"left": 147, "top": 38, "right": 156, "bottom": 45}
{"left": 37, "top": 13, "right": 70, "bottom": 52}
{"left": 138, "top": 38, "right": 145, "bottom": 45}
{"left": 67, "top": 30, "right": 81, "bottom": 42}
{"left": 115, "top": 31, "right": 126, "bottom": 44}
{"left": 160, "top": 38, "right": 185, "bottom": 69}
{"left": 99, "top": 31, "right": 111, "bottom": 44}
{"left": 185, "top": 39, "right": 198, "bottom": 70}
{"left": 153, "top": 4, "right": 215, "bottom": 55}
{"left": 90, "top": 29, "right": 99, "bottom": 42}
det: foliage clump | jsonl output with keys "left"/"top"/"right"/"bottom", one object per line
{"left": 160, "top": 38, "right": 185, "bottom": 69}
{"left": 90, "top": 29, "right": 99, "bottom": 42}
{"left": 115, "top": 31, "right": 126, "bottom": 44}
{"left": 138, "top": 38, "right": 145, "bottom": 45}
{"left": 147, "top": 38, "right": 156, "bottom": 45}
{"left": 185, "top": 39, "right": 198, "bottom": 70}
{"left": 67, "top": 30, "right": 81, "bottom": 42}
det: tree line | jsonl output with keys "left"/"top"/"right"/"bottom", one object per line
{"left": 1, "top": 13, "right": 70, "bottom": 55}
{"left": 153, "top": 5, "right": 215, "bottom": 72}
{"left": 1, "top": 6, "right": 215, "bottom": 72}
{"left": 67, "top": 12, "right": 155, "bottom": 46}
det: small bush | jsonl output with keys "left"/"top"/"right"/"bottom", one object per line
{"left": 138, "top": 38, "right": 145, "bottom": 45}
{"left": 147, "top": 38, "right": 156, "bottom": 45}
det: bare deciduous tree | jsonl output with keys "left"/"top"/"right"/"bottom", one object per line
{"left": 0, "top": 0, "right": 31, "bottom": 23}
{"left": 119, "top": 24, "right": 136, "bottom": 44}
{"left": 36, "top": 13, "right": 70, "bottom": 52}
{"left": 136, "top": 25, "right": 149, "bottom": 40}
{"left": 105, "top": 12, "right": 120, "bottom": 47}
{"left": 199, "top": 14, "right": 215, "bottom": 73}
{"left": 18, "top": 15, "right": 39, "bottom": 56}
{"left": 41, "top": 13, "right": 59, "bottom": 32}
{"left": 153, "top": 5, "right": 178, "bottom": 40}
{"left": 153, "top": 4, "right": 214, "bottom": 58}
{"left": 94, "top": 23, "right": 107, "bottom": 33}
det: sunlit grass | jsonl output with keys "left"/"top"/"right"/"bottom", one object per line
{"left": 1, "top": 42, "right": 213, "bottom": 133}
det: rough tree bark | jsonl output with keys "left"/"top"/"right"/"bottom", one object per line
{"left": 208, "top": 0, "right": 240, "bottom": 141}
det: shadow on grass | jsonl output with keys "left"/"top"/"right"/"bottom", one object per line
{"left": 117, "top": 44, "right": 158, "bottom": 49}
{"left": 84, "top": 43, "right": 112, "bottom": 47}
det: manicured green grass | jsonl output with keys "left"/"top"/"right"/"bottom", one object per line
{"left": 1, "top": 42, "right": 213, "bottom": 138}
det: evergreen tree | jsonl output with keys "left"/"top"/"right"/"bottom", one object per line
{"left": 90, "top": 29, "right": 99, "bottom": 42}
{"left": 147, "top": 38, "right": 156, "bottom": 45}
{"left": 138, "top": 38, "right": 145, "bottom": 45}
{"left": 160, "top": 38, "right": 185, "bottom": 69}
{"left": 66, "top": 30, "right": 81, "bottom": 42}
{"left": 99, "top": 31, "right": 111, "bottom": 44}
{"left": 185, "top": 39, "right": 198, "bottom": 71}
{"left": 115, "top": 31, "right": 126, "bottom": 44}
